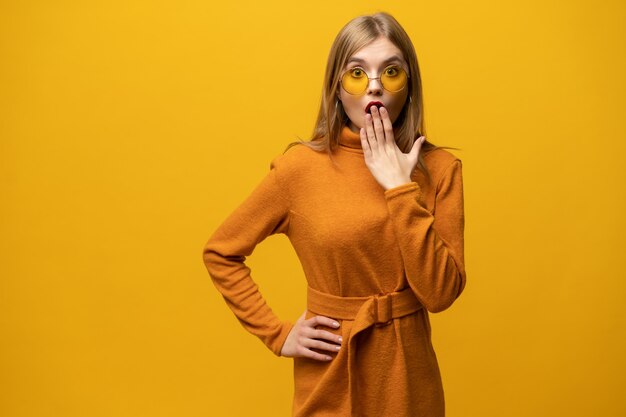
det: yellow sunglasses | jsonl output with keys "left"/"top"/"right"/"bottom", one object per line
{"left": 340, "top": 65, "right": 408, "bottom": 95}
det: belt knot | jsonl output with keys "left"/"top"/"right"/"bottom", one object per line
{"left": 373, "top": 293, "right": 393, "bottom": 327}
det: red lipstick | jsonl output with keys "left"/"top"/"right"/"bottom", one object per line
{"left": 365, "top": 101, "right": 384, "bottom": 113}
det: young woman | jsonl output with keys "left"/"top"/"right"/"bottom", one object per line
{"left": 203, "top": 12, "right": 466, "bottom": 417}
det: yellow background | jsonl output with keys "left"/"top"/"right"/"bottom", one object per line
{"left": 2, "top": 0, "right": 625, "bottom": 416}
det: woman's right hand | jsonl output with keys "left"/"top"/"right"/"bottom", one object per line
{"left": 280, "top": 311, "right": 343, "bottom": 361}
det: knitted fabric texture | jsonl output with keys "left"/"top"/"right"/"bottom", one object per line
{"left": 203, "top": 125, "right": 466, "bottom": 416}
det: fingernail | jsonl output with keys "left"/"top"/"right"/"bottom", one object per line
{"left": 326, "top": 356, "right": 332, "bottom": 360}
{"left": 333, "top": 321, "right": 340, "bottom": 327}
{"left": 338, "top": 336, "right": 343, "bottom": 343}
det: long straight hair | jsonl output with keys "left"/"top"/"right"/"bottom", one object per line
{"left": 285, "top": 12, "right": 460, "bottom": 182}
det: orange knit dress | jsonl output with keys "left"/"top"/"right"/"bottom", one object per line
{"left": 202, "top": 125, "right": 467, "bottom": 417}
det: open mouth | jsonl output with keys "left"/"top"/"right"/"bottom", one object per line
{"left": 365, "top": 101, "right": 384, "bottom": 113}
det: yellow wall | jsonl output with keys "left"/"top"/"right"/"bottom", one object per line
{"left": 1, "top": 1, "right": 625, "bottom": 416}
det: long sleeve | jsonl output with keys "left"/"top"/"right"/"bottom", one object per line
{"left": 383, "top": 159, "right": 466, "bottom": 313}
{"left": 202, "top": 156, "right": 294, "bottom": 356}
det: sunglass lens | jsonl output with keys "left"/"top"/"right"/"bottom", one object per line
{"left": 381, "top": 67, "right": 408, "bottom": 92}
{"left": 342, "top": 68, "right": 368, "bottom": 95}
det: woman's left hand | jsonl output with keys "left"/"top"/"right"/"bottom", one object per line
{"left": 360, "top": 106, "right": 425, "bottom": 191}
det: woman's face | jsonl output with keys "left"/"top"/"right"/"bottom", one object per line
{"left": 338, "top": 36, "right": 410, "bottom": 133}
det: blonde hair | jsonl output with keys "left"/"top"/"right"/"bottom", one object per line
{"left": 285, "top": 11, "right": 460, "bottom": 183}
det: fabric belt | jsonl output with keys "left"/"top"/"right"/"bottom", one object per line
{"left": 306, "top": 285, "right": 424, "bottom": 415}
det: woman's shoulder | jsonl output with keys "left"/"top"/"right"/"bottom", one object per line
{"left": 424, "top": 148, "right": 461, "bottom": 171}
{"left": 267, "top": 143, "right": 325, "bottom": 192}
{"left": 269, "top": 142, "right": 324, "bottom": 173}
{"left": 421, "top": 147, "right": 463, "bottom": 182}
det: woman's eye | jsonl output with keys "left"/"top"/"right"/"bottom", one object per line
{"left": 385, "top": 66, "right": 399, "bottom": 76}
{"left": 350, "top": 68, "right": 364, "bottom": 77}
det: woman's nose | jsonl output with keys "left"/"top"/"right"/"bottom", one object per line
{"left": 366, "top": 77, "right": 383, "bottom": 94}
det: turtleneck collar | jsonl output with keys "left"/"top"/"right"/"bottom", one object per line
{"left": 338, "top": 125, "right": 363, "bottom": 150}
{"left": 338, "top": 125, "right": 401, "bottom": 151}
